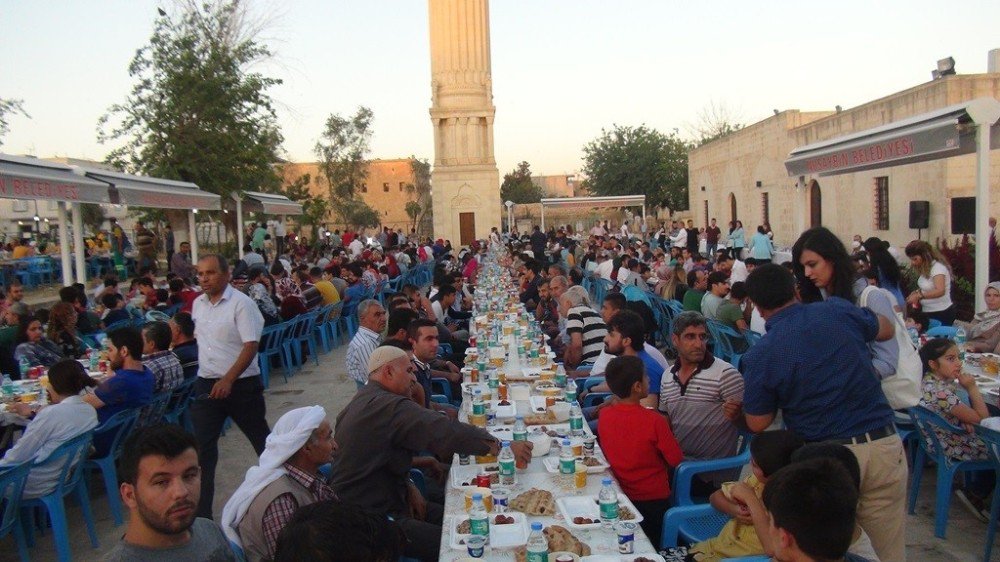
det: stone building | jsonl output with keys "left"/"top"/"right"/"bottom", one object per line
{"left": 689, "top": 67, "right": 1000, "bottom": 249}
{"left": 531, "top": 174, "right": 583, "bottom": 198}
{"left": 277, "top": 159, "right": 423, "bottom": 233}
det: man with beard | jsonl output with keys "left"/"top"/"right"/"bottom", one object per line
{"left": 104, "top": 425, "right": 236, "bottom": 561}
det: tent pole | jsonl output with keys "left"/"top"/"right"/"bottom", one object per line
{"left": 541, "top": 204, "right": 546, "bottom": 231}
{"left": 188, "top": 211, "right": 199, "bottom": 265}
{"left": 236, "top": 196, "right": 244, "bottom": 260}
{"left": 975, "top": 124, "right": 991, "bottom": 313}
{"left": 71, "top": 203, "right": 86, "bottom": 284}
{"left": 56, "top": 202, "right": 73, "bottom": 286}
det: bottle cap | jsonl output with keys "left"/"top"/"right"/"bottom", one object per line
{"left": 602, "top": 477, "right": 612, "bottom": 486}
{"left": 472, "top": 493, "right": 483, "bottom": 501}
{"left": 531, "top": 521, "right": 543, "bottom": 531}
{"left": 501, "top": 440, "right": 510, "bottom": 447}
{"left": 562, "top": 439, "right": 571, "bottom": 445}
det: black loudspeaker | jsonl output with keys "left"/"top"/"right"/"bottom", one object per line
{"left": 909, "top": 201, "right": 930, "bottom": 230}
{"left": 951, "top": 197, "right": 975, "bottom": 234}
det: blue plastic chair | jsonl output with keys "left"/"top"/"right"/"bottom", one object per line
{"left": 21, "top": 431, "right": 99, "bottom": 561}
{"left": 582, "top": 392, "right": 611, "bottom": 407}
{"left": 672, "top": 433, "right": 752, "bottom": 507}
{"left": 660, "top": 503, "right": 730, "bottom": 548}
{"left": 83, "top": 409, "right": 139, "bottom": 526}
{"left": 0, "top": 460, "right": 33, "bottom": 562}
{"left": 311, "top": 304, "right": 336, "bottom": 354}
{"left": 137, "top": 391, "right": 172, "bottom": 429}
{"left": 230, "top": 539, "right": 248, "bottom": 562}
{"left": 437, "top": 343, "right": 454, "bottom": 358}
{"left": 925, "top": 326, "right": 959, "bottom": 339}
{"left": 323, "top": 302, "right": 345, "bottom": 349}
{"left": 283, "top": 310, "right": 321, "bottom": 371}
{"left": 103, "top": 319, "right": 131, "bottom": 333}
{"left": 974, "top": 425, "right": 1000, "bottom": 562}
{"left": 258, "top": 321, "right": 291, "bottom": 388}
{"left": 907, "top": 406, "right": 994, "bottom": 538}
{"left": 431, "top": 378, "right": 460, "bottom": 406}
{"left": 163, "top": 377, "right": 198, "bottom": 430}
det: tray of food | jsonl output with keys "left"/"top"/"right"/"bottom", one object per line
{"left": 581, "top": 555, "right": 665, "bottom": 562}
{"left": 555, "top": 494, "right": 644, "bottom": 530}
{"left": 451, "top": 464, "right": 500, "bottom": 488}
{"left": 512, "top": 525, "right": 591, "bottom": 561}
{"left": 542, "top": 453, "right": 610, "bottom": 474}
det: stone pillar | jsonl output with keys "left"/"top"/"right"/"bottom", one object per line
{"left": 428, "top": 0, "right": 502, "bottom": 246}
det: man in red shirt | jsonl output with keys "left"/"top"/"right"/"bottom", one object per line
{"left": 598, "top": 355, "right": 683, "bottom": 548}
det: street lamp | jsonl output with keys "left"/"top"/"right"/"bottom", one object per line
{"left": 504, "top": 200, "right": 514, "bottom": 233}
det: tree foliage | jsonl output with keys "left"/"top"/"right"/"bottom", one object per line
{"left": 98, "top": 0, "right": 284, "bottom": 235}
{"left": 581, "top": 124, "right": 690, "bottom": 210}
{"left": 79, "top": 204, "right": 106, "bottom": 231}
{"left": 405, "top": 201, "right": 422, "bottom": 232}
{"left": 314, "top": 106, "right": 382, "bottom": 230}
{"left": 500, "top": 161, "right": 542, "bottom": 204}
{"left": 406, "top": 157, "right": 433, "bottom": 236}
{"left": 280, "top": 172, "right": 329, "bottom": 239}
{"left": 0, "top": 98, "right": 29, "bottom": 147}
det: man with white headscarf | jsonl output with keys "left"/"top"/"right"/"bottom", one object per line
{"left": 221, "top": 406, "right": 335, "bottom": 562}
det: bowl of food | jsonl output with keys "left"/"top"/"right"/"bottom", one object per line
{"left": 528, "top": 432, "right": 552, "bottom": 457}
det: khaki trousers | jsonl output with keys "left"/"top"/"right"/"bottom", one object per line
{"left": 846, "top": 434, "right": 908, "bottom": 562}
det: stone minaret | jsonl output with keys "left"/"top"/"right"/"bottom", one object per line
{"left": 428, "top": 0, "right": 501, "bottom": 246}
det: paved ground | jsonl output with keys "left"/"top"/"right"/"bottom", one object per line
{"left": 1, "top": 341, "right": 994, "bottom": 561}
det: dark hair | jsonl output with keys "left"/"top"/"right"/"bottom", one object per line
{"left": 309, "top": 266, "right": 323, "bottom": 278}
{"left": 729, "top": 281, "right": 747, "bottom": 300}
{"left": 270, "top": 261, "right": 286, "bottom": 277}
{"left": 607, "top": 310, "right": 645, "bottom": 352}
{"left": 791, "top": 442, "right": 861, "bottom": 490}
{"left": 762, "top": 458, "right": 858, "bottom": 560}
{"left": 918, "top": 337, "right": 956, "bottom": 374}
{"left": 107, "top": 326, "right": 144, "bottom": 359}
{"left": 604, "top": 355, "right": 646, "bottom": 399}
{"left": 748, "top": 430, "right": 804, "bottom": 478}
{"left": 387, "top": 308, "right": 419, "bottom": 335}
{"left": 745, "top": 263, "right": 796, "bottom": 310}
{"left": 406, "top": 318, "right": 438, "bottom": 342}
{"left": 58, "top": 286, "right": 79, "bottom": 303}
{"left": 862, "top": 237, "right": 901, "bottom": 288}
{"left": 155, "top": 288, "right": 169, "bottom": 303}
{"left": 273, "top": 501, "right": 404, "bottom": 562}
{"left": 686, "top": 269, "right": 700, "bottom": 287}
{"left": 103, "top": 276, "right": 119, "bottom": 288}
{"left": 100, "top": 293, "right": 122, "bottom": 310}
{"left": 379, "top": 339, "right": 412, "bottom": 352}
{"left": 707, "top": 271, "right": 729, "bottom": 291}
{"left": 548, "top": 264, "right": 567, "bottom": 277}
{"left": 603, "top": 292, "right": 626, "bottom": 311}
{"left": 171, "top": 312, "right": 195, "bottom": 338}
{"left": 119, "top": 425, "right": 200, "bottom": 486}
{"left": 433, "top": 284, "right": 457, "bottom": 301}
{"left": 791, "top": 227, "right": 857, "bottom": 303}
{"left": 142, "top": 321, "right": 172, "bottom": 352}
{"left": 136, "top": 277, "right": 154, "bottom": 288}
{"left": 168, "top": 278, "right": 185, "bottom": 292}
{"left": 16, "top": 314, "right": 40, "bottom": 344}
{"left": 198, "top": 253, "right": 229, "bottom": 274}
{"left": 47, "top": 359, "right": 98, "bottom": 396}
{"left": 568, "top": 267, "right": 584, "bottom": 286}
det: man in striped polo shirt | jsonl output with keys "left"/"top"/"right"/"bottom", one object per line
{"left": 559, "top": 285, "right": 607, "bottom": 368}
{"left": 658, "top": 311, "right": 745, "bottom": 496}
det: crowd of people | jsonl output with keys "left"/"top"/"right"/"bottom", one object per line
{"left": 0, "top": 211, "right": 994, "bottom": 562}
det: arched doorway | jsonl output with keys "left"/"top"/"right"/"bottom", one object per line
{"left": 728, "top": 193, "right": 738, "bottom": 224}
{"left": 809, "top": 180, "right": 822, "bottom": 227}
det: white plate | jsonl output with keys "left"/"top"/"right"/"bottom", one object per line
{"left": 529, "top": 423, "right": 571, "bottom": 439}
{"left": 521, "top": 366, "right": 543, "bottom": 377}
{"left": 581, "top": 555, "right": 665, "bottom": 562}
{"left": 489, "top": 512, "right": 529, "bottom": 548}
{"left": 542, "top": 454, "right": 610, "bottom": 474}
{"left": 555, "top": 494, "right": 644, "bottom": 530}
{"left": 449, "top": 515, "right": 473, "bottom": 550}
{"left": 451, "top": 464, "right": 500, "bottom": 489}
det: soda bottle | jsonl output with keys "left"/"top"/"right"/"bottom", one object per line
{"left": 526, "top": 522, "right": 548, "bottom": 562}
{"left": 559, "top": 439, "right": 576, "bottom": 475}
{"left": 569, "top": 403, "right": 584, "bottom": 436}
{"left": 498, "top": 441, "right": 516, "bottom": 486}
{"left": 469, "top": 493, "right": 489, "bottom": 538}
{"left": 512, "top": 416, "right": 527, "bottom": 442}
{"left": 599, "top": 477, "right": 619, "bottom": 528}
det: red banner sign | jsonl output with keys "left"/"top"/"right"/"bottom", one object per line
{"left": 0, "top": 174, "right": 81, "bottom": 200}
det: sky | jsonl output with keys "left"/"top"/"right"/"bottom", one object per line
{"left": 2, "top": 0, "right": 999, "bottom": 178}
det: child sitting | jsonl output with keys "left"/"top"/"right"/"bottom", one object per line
{"left": 759, "top": 457, "right": 870, "bottom": 562}
{"left": 598, "top": 355, "right": 683, "bottom": 548}
{"left": 663, "top": 429, "right": 803, "bottom": 562}
{"left": 918, "top": 337, "right": 992, "bottom": 520}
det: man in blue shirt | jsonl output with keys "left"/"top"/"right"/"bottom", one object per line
{"left": 84, "top": 326, "right": 154, "bottom": 455}
{"left": 599, "top": 310, "right": 663, "bottom": 407}
{"left": 341, "top": 264, "right": 367, "bottom": 317}
{"left": 741, "top": 263, "right": 905, "bottom": 562}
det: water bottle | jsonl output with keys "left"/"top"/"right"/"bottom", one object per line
{"left": 498, "top": 441, "right": 516, "bottom": 486}
{"left": 526, "top": 521, "right": 548, "bottom": 562}
{"left": 471, "top": 389, "right": 486, "bottom": 427}
{"left": 1, "top": 374, "right": 13, "bottom": 396}
{"left": 559, "top": 438, "right": 576, "bottom": 474}
{"left": 565, "top": 379, "right": 577, "bottom": 404}
{"left": 89, "top": 349, "right": 99, "bottom": 372}
{"left": 569, "top": 403, "right": 584, "bottom": 436}
{"left": 955, "top": 327, "right": 967, "bottom": 361}
{"left": 555, "top": 363, "right": 567, "bottom": 387}
{"left": 907, "top": 327, "right": 920, "bottom": 348}
{"left": 18, "top": 357, "right": 30, "bottom": 379}
{"left": 469, "top": 493, "right": 489, "bottom": 538}
{"left": 512, "top": 416, "right": 527, "bottom": 442}
{"left": 599, "top": 477, "right": 620, "bottom": 528}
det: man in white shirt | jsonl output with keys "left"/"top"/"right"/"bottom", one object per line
{"left": 593, "top": 252, "right": 615, "bottom": 281}
{"left": 348, "top": 236, "right": 364, "bottom": 259}
{"left": 717, "top": 253, "right": 749, "bottom": 284}
{"left": 670, "top": 225, "right": 688, "bottom": 249}
{"left": 346, "top": 300, "right": 386, "bottom": 388}
{"left": 189, "top": 254, "right": 269, "bottom": 520}
{"left": 619, "top": 221, "right": 631, "bottom": 240}
{"left": 590, "top": 221, "right": 606, "bottom": 237}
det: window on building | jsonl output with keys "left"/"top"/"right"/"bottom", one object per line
{"left": 383, "top": 182, "right": 389, "bottom": 192}
{"left": 48, "top": 200, "right": 58, "bottom": 211}
{"left": 703, "top": 200, "right": 709, "bottom": 226}
{"left": 12, "top": 200, "right": 28, "bottom": 212}
{"left": 399, "top": 182, "right": 405, "bottom": 192}
{"left": 874, "top": 177, "right": 889, "bottom": 230}
{"left": 361, "top": 184, "right": 367, "bottom": 193}
{"left": 761, "top": 192, "right": 770, "bottom": 225}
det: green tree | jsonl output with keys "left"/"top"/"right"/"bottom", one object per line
{"left": 500, "top": 161, "right": 542, "bottom": 204}
{"left": 0, "top": 98, "right": 29, "bottom": 147}
{"left": 79, "top": 204, "right": 106, "bottom": 231}
{"left": 405, "top": 201, "right": 422, "bottom": 232}
{"left": 314, "top": 107, "right": 382, "bottom": 230}
{"left": 581, "top": 124, "right": 690, "bottom": 211}
{"left": 279, "top": 172, "right": 328, "bottom": 239}
{"left": 98, "top": 1, "right": 284, "bottom": 239}
{"left": 405, "top": 157, "right": 432, "bottom": 236}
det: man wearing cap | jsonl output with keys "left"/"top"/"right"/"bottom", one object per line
{"left": 222, "top": 406, "right": 336, "bottom": 562}
{"left": 331, "top": 346, "right": 532, "bottom": 561}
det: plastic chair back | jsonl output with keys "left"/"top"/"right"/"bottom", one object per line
{"left": 96, "top": 408, "right": 139, "bottom": 462}
{"left": 0, "top": 460, "right": 32, "bottom": 539}
{"left": 138, "top": 392, "right": 172, "bottom": 428}
{"left": 973, "top": 424, "right": 1000, "bottom": 562}
{"left": 34, "top": 430, "right": 94, "bottom": 497}
{"left": 925, "top": 326, "right": 958, "bottom": 339}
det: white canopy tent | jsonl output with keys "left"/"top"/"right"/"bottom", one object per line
{"left": 224, "top": 191, "right": 303, "bottom": 260}
{"left": 538, "top": 195, "right": 646, "bottom": 231}
{"left": 784, "top": 97, "right": 1000, "bottom": 311}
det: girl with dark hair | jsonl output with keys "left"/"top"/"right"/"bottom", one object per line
{"left": 863, "top": 237, "right": 904, "bottom": 307}
{"left": 793, "top": 227, "right": 902, "bottom": 381}
{"left": 905, "top": 240, "right": 955, "bottom": 326}
{"left": 728, "top": 220, "right": 746, "bottom": 260}
{"left": 14, "top": 315, "right": 64, "bottom": 368}
{"left": 0, "top": 359, "right": 98, "bottom": 498}
{"left": 47, "top": 302, "right": 86, "bottom": 359}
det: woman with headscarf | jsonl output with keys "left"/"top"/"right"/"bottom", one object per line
{"left": 955, "top": 282, "right": 1000, "bottom": 353}
{"left": 222, "top": 406, "right": 336, "bottom": 562}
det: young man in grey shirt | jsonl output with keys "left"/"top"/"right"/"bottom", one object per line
{"left": 103, "top": 425, "right": 235, "bottom": 562}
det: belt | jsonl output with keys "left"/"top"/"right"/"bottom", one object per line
{"left": 828, "top": 424, "right": 896, "bottom": 446}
